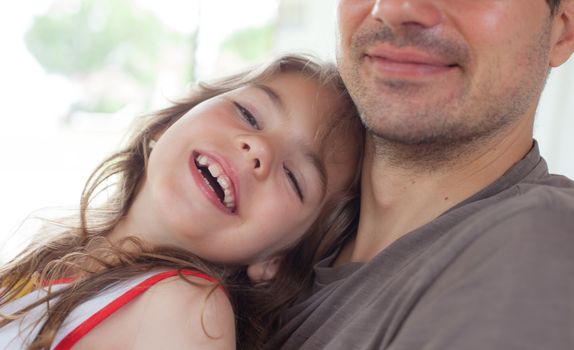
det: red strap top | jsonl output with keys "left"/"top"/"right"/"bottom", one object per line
{"left": 53, "top": 270, "right": 217, "bottom": 350}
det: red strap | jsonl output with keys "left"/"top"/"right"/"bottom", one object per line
{"left": 53, "top": 270, "right": 218, "bottom": 350}
{"left": 42, "top": 278, "right": 75, "bottom": 287}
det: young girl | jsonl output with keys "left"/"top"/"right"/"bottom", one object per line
{"left": 0, "top": 54, "right": 363, "bottom": 349}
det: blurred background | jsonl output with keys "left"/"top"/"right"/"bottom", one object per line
{"left": 1, "top": 0, "right": 573, "bottom": 260}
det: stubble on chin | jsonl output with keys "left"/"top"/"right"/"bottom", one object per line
{"left": 341, "top": 21, "right": 552, "bottom": 172}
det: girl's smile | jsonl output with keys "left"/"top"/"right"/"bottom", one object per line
{"left": 190, "top": 150, "right": 239, "bottom": 214}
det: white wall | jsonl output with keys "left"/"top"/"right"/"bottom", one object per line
{"left": 536, "top": 61, "right": 574, "bottom": 177}
{"left": 274, "top": 0, "right": 338, "bottom": 60}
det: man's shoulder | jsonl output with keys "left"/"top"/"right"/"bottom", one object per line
{"left": 391, "top": 180, "right": 574, "bottom": 350}
{"left": 446, "top": 180, "right": 574, "bottom": 274}
{"left": 467, "top": 177, "right": 574, "bottom": 236}
{"left": 517, "top": 172, "right": 574, "bottom": 205}
{"left": 492, "top": 177, "right": 571, "bottom": 219}
{"left": 437, "top": 179, "right": 574, "bottom": 272}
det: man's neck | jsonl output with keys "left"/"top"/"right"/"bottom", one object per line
{"left": 337, "top": 120, "right": 534, "bottom": 265}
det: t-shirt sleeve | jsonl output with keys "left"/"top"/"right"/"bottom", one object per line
{"left": 390, "top": 205, "right": 574, "bottom": 350}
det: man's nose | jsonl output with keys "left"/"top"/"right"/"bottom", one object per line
{"left": 371, "top": 0, "right": 443, "bottom": 31}
{"left": 238, "top": 135, "right": 274, "bottom": 180}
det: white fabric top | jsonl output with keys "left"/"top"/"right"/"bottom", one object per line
{"left": 0, "top": 271, "right": 165, "bottom": 350}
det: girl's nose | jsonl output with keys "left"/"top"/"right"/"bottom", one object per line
{"left": 238, "top": 135, "right": 274, "bottom": 180}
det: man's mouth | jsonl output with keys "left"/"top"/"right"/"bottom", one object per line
{"left": 193, "top": 152, "right": 237, "bottom": 212}
{"left": 363, "top": 45, "right": 462, "bottom": 77}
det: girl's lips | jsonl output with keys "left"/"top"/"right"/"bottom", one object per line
{"left": 189, "top": 150, "right": 240, "bottom": 215}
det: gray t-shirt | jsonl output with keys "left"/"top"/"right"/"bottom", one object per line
{"left": 266, "top": 142, "right": 574, "bottom": 350}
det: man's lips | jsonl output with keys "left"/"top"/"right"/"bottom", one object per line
{"left": 364, "top": 46, "right": 458, "bottom": 76}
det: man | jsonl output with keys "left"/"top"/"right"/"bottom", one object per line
{"left": 267, "top": 0, "right": 574, "bottom": 349}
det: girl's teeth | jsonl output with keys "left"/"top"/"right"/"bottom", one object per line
{"left": 197, "top": 155, "right": 209, "bottom": 166}
{"left": 217, "top": 177, "right": 229, "bottom": 189}
{"left": 223, "top": 187, "right": 234, "bottom": 206}
{"left": 195, "top": 153, "right": 236, "bottom": 210}
{"left": 208, "top": 164, "right": 222, "bottom": 177}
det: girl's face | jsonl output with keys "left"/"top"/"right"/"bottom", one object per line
{"left": 135, "top": 72, "right": 356, "bottom": 265}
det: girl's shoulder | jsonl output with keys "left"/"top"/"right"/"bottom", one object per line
{"left": 64, "top": 270, "right": 236, "bottom": 350}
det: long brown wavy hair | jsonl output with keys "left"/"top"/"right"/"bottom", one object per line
{"left": 0, "top": 54, "right": 364, "bottom": 349}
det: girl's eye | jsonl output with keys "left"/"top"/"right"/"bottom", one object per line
{"left": 284, "top": 165, "right": 304, "bottom": 202}
{"left": 233, "top": 102, "right": 261, "bottom": 130}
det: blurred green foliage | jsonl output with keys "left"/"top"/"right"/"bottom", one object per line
{"left": 222, "top": 23, "right": 275, "bottom": 61}
{"left": 24, "top": 0, "right": 192, "bottom": 114}
{"left": 23, "top": 0, "right": 276, "bottom": 114}
{"left": 25, "top": 0, "right": 187, "bottom": 85}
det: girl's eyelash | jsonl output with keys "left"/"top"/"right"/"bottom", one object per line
{"left": 233, "top": 101, "right": 261, "bottom": 130}
{"left": 284, "top": 165, "right": 304, "bottom": 202}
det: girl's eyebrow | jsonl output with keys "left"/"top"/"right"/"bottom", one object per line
{"left": 254, "top": 83, "right": 286, "bottom": 113}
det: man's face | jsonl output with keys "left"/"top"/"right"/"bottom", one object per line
{"left": 337, "top": 0, "right": 559, "bottom": 146}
